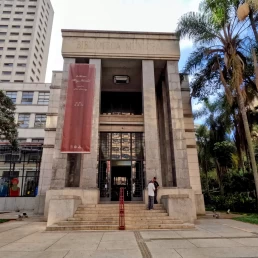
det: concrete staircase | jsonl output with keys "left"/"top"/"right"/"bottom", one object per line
{"left": 46, "top": 203, "right": 194, "bottom": 231}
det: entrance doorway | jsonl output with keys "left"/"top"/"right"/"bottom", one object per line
{"left": 111, "top": 163, "right": 131, "bottom": 201}
{"left": 98, "top": 132, "right": 145, "bottom": 202}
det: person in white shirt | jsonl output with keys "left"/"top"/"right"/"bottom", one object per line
{"left": 147, "top": 179, "right": 155, "bottom": 210}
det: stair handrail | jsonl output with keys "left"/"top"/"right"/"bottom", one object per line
{"left": 119, "top": 187, "right": 125, "bottom": 230}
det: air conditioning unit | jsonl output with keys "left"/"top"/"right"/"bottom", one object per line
{"left": 113, "top": 75, "right": 130, "bottom": 84}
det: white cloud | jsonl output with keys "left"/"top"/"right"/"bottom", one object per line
{"left": 45, "top": 0, "right": 201, "bottom": 82}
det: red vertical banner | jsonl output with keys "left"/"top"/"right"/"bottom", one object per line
{"left": 61, "top": 64, "right": 96, "bottom": 153}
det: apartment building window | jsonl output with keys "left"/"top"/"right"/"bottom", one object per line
{"left": 20, "top": 48, "right": 29, "bottom": 51}
{"left": 0, "top": 40, "right": 5, "bottom": 43}
{"left": 0, "top": 25, "right": 8, "bottom": 28}
{"left": 26, "top": 19, "right": 34, "bottom": 22}
{"left": 18, "top": 114, "right": 30, "bottom": 128}
{"left": 14, "top": 80, "right": 24, "bottom": 83}
{"left": 11, "top": 32, "right": 19, "bottom": 35}
{"left": 17, "top": 63, "right": 26, "bottom": 67}
{"left": 28, "top": 5, "right": 36, "bottom": 9}
{"left": 9, "top": 40, "right": 18, "bottom": 43}
{"left": 16, "top": 72, "right": 25, "bottom": 75}
{"left": 0, "top": 47, "right": 4, "bottom": 50}
{"left": 0, "top": 32, "right": 7, "bottom": 35}
{"left": 6, "top": 92, "right": 17, "bottom": 103}
{"left": 12, "top": 25, "right": 21, "bottom": 28}
{"left": 5, "top": 4, "right": 13, "bottom": 7}
{"left": 21, "top": 40, "right": 30, "bottom": 43}
{"left": 13, "top": 18, "right": 22, "bottom": 21}
{"left": 4, "top": 63, "right": 13, "bottom": 67}
{"left": 1, "top": 80, "right": 10, "bottom": 82}
{"left": 6, "top": 55, "right": 15, "bottom": 59}
{"left": 15, "top": 12, "right": 23, "bottom": 15}
{"left": 16, "top": 5, "right": 25, "bottom": 8}
{"left": 34, "top": 114, "right": 46, "bottom": 128}
{"left": 27, "top": 12, "right": 35, "bottom": 15}
{"left": 7, "top": 47, "right": 16, "bottom": 51}
{"left": 2, "top": 71, "right": 12, "bottom": 75}
{"left": 23, "top": 33, "right": 32, "bottom": 36}
{"left": 36, "top": 76, "right": 40, "bottom": 81}
{"left": 31, "top": 69, "right": 35, "bottom": 75}
{"left": 3, "top": 11, "right": 11, "bottom": 14}
{"left": 24, "top": 26, "right": 33, "bottom": 29}
{"left": 38, "top": 92, "right": 49, "bottom": 105}
{"left": 30, "top": 77, "right": 34, "bottom": 82}
{"left": 21, "top": 92, "right": 33, "bottom": 104}
{"left": 1, "top": 18, "right": 10, "bottom": 21}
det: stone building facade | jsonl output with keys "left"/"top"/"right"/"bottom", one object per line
{"left": 35, "top": 30, "right": 205, "bottom": 219}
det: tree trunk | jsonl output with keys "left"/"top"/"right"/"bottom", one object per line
{"left": 249, "top": 11, "right": 258, "bottom": 43}
{"left": 205, "top": 160, "right": 210, "bottom": 196}
{"left": 236, "top": 86, "right": 258, "bottom": 205}
{"left": 215, "top": 159, "right": 224, "bottom": 196}
{"left": 252, "top": 48, "right": 258, "bottom": 91}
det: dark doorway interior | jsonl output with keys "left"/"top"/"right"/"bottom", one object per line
{"left": 111, "top": 166, "right": 131, "bottom": 201}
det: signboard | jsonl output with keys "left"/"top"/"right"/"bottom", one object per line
{"left": 61, "top": 64, "right": 95, "bottom": 153}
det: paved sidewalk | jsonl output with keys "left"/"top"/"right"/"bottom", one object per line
{"left": 0, "top": 218, "right": 258, "bottom": 257}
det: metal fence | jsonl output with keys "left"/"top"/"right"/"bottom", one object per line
{"left": 0, "top": 144, "right": 42, "bottom": 197}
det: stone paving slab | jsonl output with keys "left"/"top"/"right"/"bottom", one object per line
{"left": 0, "top": 218, "right": 258, "bottom": 257}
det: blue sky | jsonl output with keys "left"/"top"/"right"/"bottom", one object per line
{"left": 46, "top": 0, "right": 200, "bottom": 81}
{"left": 46, "top": 0, "right": 202, "bottom": 119}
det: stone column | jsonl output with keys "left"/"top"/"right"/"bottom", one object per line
{"left": 162, "top": 81, "right": 174, "bottom": 186}
{"left": 50, "top": 58, "right": 75, "bottom": 189}
{"left": 142, "top": 60, "right": 162, "bottom": 185}
{"left": 80, "top": 59, "right": 102, "bottom": 188}
{"left": 166, "top": 61, "right": 190, "bottom": 188}
{"left": 33, "top": 91, "right": 39, "bottom": 105}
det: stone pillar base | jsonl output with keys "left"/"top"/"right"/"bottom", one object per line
{"left": 144, "top": 187, "right": 198, "bottom": 218}
{"left": 195, "top": 193, "right": 206, "bottom": 215}
{"left": 44, "top": 188, "right": 100, "bottom": 218}
{"left": 47, "top": 195, "right": 81, "bottom": 226}
{"left": 161, "top": 194, "right": 196, "bottom": 223}
{"left": 34, "top": 194, "right": 46, "bottom": 216}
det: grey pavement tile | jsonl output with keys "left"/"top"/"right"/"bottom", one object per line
{"left": 0, "top": 252, "right": 28, "bottom": 258}
{"left": 61, "top": 250, "right": 95, "bottom": 258}
{"left": 176, "top": 230, "right": 221, "bottom": 238}
{"left": 189, "top": 238, "right": 243, "bottom": 248}
{"left": 92, "top": 249, "right": 142, "bottom": 258}
{"left": 232, "top": 238, "right": 258, "bottom": 246}
{"left": 46, "top": 240, "right": 99, "bottom": 251}
{"left": 97, "top": 240, "right": 138, "bottom": 250}
{"left": 102, "top": 232, "right": 136, "bottom": 242}
{"left": 146, "top": 239, "right": 196, "bottom": 249}
{"left": 149, "top": 248, "right": 183, "bottom": 258}
{"left": 16, "top": 232, "right": 67, "bottom": 243}
{"left": 140, "top": 230, "right": 182, "bottom": 239}
{"left": 0, "top": 242, "right": 9, "bottom": 248}
{"left": 216, "top": 232, "right": 257, "bottom": 237}
{"left": 176, "top": 246, "right": 258, "bottom": 257}
{"left": 21, "top": 251, "right": 69, "bottom": 258}
{"left": 0, "top": 241, "right": 55, "bottom": 252}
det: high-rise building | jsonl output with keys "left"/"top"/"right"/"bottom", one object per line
{"left": 0, "top": 0, "right": 54, "bottom": 83}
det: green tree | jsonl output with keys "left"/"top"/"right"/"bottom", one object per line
{"left": 0, "top": 90, "right": 18, "bottom": 148}
{"left": 176, "top": 3, "right": 258, "bottom": 203}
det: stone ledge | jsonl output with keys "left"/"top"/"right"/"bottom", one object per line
{"left": 51, "top": 195, "right": 81, "bottom": 200}
{"left": 43, "top": 144, "right": 55, "bottom": 148}
{"left": 45, "top": 128, "right": 57, "bottom": 131}
{"left": 161, "top": 194, "right": 189, "bottom": 199}
{"left": 50, "top": 86, "right": 61, "bottom": 89}
{"left": 47, "top": 113, "right": 58, "bottom": 116}
{"left": 181, "top": 88, "right": 190, "bottom": 91}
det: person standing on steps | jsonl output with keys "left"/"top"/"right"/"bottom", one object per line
{"left": 147, "top": 179, "right": 155, "bottom": 210}
{"left": 153, "top": 177, "right": 159, "bottom": 204}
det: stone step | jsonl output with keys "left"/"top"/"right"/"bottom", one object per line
{"left": 73, "top": 213, "right": 169, "bottom": 218}
{"left": 75, "top": 210, "right": 167, "bottom": 214}
{"left": 77, "top": 207, "right": 165, "bottom": 211}
{"left": 46, "top": 224, "right": 119, "bottom": 231}
{"left": 79, "top": 204, "right": 161, "bottom": 208}
{"left": 62, "top": 219, "right": 184, "bottom": 225}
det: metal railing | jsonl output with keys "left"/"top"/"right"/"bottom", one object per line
{"left": 119, "top": 187, "right": 125, "bottom": 230}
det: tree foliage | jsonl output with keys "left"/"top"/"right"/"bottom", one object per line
{"left": 0, "top": 90, "right": 18, "bottom": 149}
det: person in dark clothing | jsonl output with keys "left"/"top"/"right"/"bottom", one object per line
{"left": 153, "top": 177, "right": 159, "bottom": 204}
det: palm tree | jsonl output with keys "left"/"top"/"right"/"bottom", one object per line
{"left": 176, "top": 4, "right": 258, "bottom": 204}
